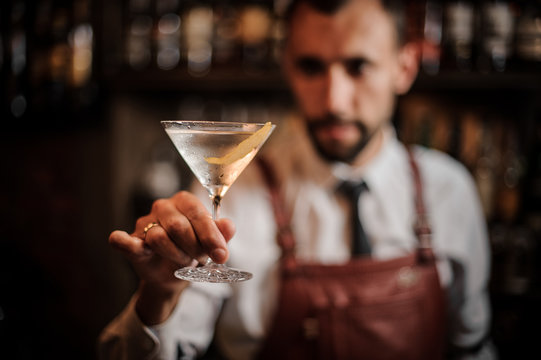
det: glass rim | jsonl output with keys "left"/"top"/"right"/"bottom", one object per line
{"left": 161, "top": 120, "right": 272, "bottom": 126}
{"left": 161, "top": 120, "right": 275, "bottom": 132}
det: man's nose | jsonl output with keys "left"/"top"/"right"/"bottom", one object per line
{"left": 324, "top": 65, "right": 355, "bottom": 116}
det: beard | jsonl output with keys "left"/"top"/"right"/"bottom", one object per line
{"left": 305, "top": 114, "right": 375, "bottom": 164}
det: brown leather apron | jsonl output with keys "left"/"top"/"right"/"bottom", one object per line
{"left": 256, "top": 150, "right": 447, "bottom": 360}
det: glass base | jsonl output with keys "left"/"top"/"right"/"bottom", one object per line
{"left": 174, "top": 263, "right": 253, "bottom": 283}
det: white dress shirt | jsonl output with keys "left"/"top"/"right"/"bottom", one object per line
{"left": 99, "top": 117, "right": 493, "bottom": 360}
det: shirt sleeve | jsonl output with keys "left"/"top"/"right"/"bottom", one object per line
{"left": 446, "top": 172, "right": 492, "bottom": 348}
{"left": 97, "top": 296, "right": 161, "bottom": 360}
{"left": 423, "top": 151, "right": 494, "bottom": 358}
{"left": 150, "top": 283, "right": 230, "bottom": 359}
{"left": 98, "top": 283, "right": 229, "bottom": 360}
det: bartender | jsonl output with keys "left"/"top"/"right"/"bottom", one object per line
{"left": 99, "top": 0, "right": 495, "bottom": 359}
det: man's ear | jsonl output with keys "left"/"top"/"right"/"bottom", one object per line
{"left": 394, "top": 42, "right": 420, "bottom": 95}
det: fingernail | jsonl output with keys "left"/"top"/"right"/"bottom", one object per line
{"left": 211, "top": 248, "right": 227, "bottom": 263}
{"left": 196, "top": 256, "right": 210, "bottom": 266}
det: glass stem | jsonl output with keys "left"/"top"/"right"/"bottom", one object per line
{"left": 206, "top": 195, "right": 222, "bottom": 266}
{"left": 212, "top": 195, "right": 221, "bottom": 221}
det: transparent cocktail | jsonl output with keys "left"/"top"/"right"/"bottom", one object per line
{"left": 161, "top": 120, "right": 275, "bottom": 282}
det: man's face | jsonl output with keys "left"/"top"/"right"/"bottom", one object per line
{"left": 284, "top": 0, "right": 416, "bottom": 163}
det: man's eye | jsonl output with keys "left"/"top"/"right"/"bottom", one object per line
{"left": 344, "top": 59, "right": 366, "bottom": 76}
{"left": 295, "top": 58, "right": 325, "bottom": 76}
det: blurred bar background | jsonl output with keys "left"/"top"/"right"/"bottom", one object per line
{"left": 0, "top": 0, "right": 540, "bottom": 358}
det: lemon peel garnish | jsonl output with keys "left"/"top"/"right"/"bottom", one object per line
{"left": 205, "top": 122, "right": 272, "bottom": 165}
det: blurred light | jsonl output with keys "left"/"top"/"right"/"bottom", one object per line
{"left": 128, "top": 16, "right": 153, "bottom": 70}
{"left": 157, "top": 47, "right": 180, "bottom": 70}
{"left": 11, "top": 31, "right": 26, "bottom": 75}
{"left": 50, "top": 43, "right": 70, "bottom": 81}
{"left": 11, "top": 95, "right": 27, "bottom": 118}
{"left": 72, "top": 24, "right": 93, "bottom": 47}
{"left": 74, "top": 48, "right": 92, "bottom": 72}
{"left": 70, "top": 24, "right": 94, "bottom": 86}
{"left": 187, "top": 41, "right": 212, "bottom": 76}
{"left": 184, "top": 7, "right": 213, "bottom": 75}
{"left": 128, "top": 40, "right": 151, "bottom": 70}
{"left": 158, "top": 13, "right": 180, "bottom": 34}
{"left": 239, "top": 5, "right": 271, "bottom": 45}
{"left": 185, "top": 7, "right": 213, "bottom": 43}
{"left": 142, "top": 162, "right": 181, "bottom": 198}
{"left": 130, "top": 15, "right": 153, "bottom": 36}
{"left": 157, "top": 13, "right": 181, "bottom": 70}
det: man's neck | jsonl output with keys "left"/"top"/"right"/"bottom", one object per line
{"left": 350, "top": 124, "right": 388, "bottom": 168}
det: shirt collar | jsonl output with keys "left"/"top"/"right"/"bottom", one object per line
{"left": 330, "top": 126, "right": 400, "bottom": 192}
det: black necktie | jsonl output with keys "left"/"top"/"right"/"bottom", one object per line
{"left": 338, "top": 180, "right": 371, "bottom": 256}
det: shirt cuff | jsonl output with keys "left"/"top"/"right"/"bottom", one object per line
{"left": 147, "top": 292, "right": 198, "bottom": 359}
{"left": 98, "top": 295, "right": 160, "bottom": 360}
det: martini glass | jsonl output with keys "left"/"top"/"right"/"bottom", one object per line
{"left": 161, "top": 120, "right": 275, "bottom": 283}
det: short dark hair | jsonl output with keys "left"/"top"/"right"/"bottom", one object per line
{"left": 284, "top": 0, "right": 406, "bottom": 45}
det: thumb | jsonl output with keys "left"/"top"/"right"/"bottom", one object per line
{"left": 109, "top": 230, "right": 153, "bottom": 260}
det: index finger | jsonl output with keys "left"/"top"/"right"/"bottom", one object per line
{"left": 170, "top": 191, "right": 229, "bottom": 263}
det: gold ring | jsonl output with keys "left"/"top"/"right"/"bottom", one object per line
{"left": 143, "top": 222, "right": 160, "bottom": 238}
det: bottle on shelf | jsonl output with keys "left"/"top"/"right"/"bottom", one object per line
{"left": 212, "top": 2, "right": 241, "bottom": 66}
{"left": 476, "top": 0, "right": 516, "bottom": 73}
{"left": 155, "top": 0, "right": 181, "bottom": 71}
{"left": 125, "top": 0, "right": 153, "bottom": 71}
{"left": 419, "top": 1, "right": 444, "bottom": 75}
{"left": 69, "top": 0, "right": 96, "bottom": 112}
{"left": 270, "top": 4, "right": 287, "bottom": 68}
{"left": 441, "top": 0, "right": 475, "bottom": 72}
{"left": 494, "top": 126, "right": 524, "bottom": 224}
{"left": 458, "top": 111, "right": 484, "bottom": 171}
{"left": 2, "top": 0, "right": 101, "bottom": 128}
{"left": 238, "top": 2, "right": 273, "bottom": 74}
{"left": 514, "top": 1, "right": 541, "bottom": 71}
{"left": 6, "top": 0, "right": 28, "bottom": 120}
{"left": 183, "top": 4, "right": 214, "bottom": 76}
{"left": 474, "top": 117, "right": 503, "bottom": 219}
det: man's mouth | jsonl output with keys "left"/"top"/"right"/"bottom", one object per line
{"left": 306, "top": 117, "right": 371, "bottom": 163}
{"left": 315, "top": 122, "right": 360, "bottom": 142}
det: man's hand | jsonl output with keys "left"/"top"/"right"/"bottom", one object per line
{"left": 108, "top": 191, "right": 236, "bottom": 325}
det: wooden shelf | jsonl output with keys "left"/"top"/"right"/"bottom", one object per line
{"left": 413, "top": 71, "right": 541, "bottom": 91}
{"left": 110, "top": 66, "right": 541, "bottom": 95}
{"left": 110, "top": 66, "right": 289, "bottom": 94}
